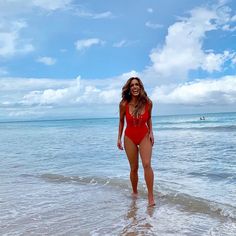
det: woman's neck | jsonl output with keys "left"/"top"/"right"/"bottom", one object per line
{"left": 130, "top": 97, "right": 138, "bottom": 105}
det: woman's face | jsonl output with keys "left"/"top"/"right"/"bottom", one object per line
{"left": 130, "top": 79, "right": 140, "bottom": 97}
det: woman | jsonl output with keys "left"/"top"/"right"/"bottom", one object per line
{"left": 117, "top": 77, "right": 155, "bottom": 206}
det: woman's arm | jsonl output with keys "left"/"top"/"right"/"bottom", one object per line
{"left": 117, "top": 101, "right": 126, "bottom": 150}
{"left": 147, "top": 101, "right": 154, "bottom": 146}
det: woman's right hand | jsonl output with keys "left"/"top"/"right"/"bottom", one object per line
{"left": 117, "top": 139, "right": 124, "bottom": 150}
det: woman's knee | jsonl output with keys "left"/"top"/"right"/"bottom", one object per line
{"left": 130, "top": 165, "right": 139, "bottom": 173}
{"left": 142, "top": 162, "right": 151, "bottom": 170}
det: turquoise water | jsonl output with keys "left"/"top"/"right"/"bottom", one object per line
{"left": 0, "top": 113, "right": 236, "bottom": 235}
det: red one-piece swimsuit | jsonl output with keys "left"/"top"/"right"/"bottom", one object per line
{"left": 125, "top": 102, "right": 150, "bottom": 145}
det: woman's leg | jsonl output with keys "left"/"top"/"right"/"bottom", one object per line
{"left": 139, "top": 134, "right": 155, "bottom": 206}
{"left": 124, "top": 136, "right": 139, "bottom": 195}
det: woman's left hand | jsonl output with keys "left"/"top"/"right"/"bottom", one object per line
{"left": 149, "top": 132, "right": 154, "bottom": 146}
{"left": 117, "top": 138, "right": 124, "bottom": 150}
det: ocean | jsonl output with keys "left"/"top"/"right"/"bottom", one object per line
{"left": 0, "top": 112, "right": 236, "bottom": 235}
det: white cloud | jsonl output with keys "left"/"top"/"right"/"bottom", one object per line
{"left": 8, "top": 109, "right": 45, "bottom": 118}
{"left": 93, "top": 11, "right": 113, "bottom": 19}
{"left": 202, "top": 51, "right": 230, "bottom": 72}
{"left": 0, "top": 20, "right": 34, "bottom": 58}
{"left": 32, "top": 0, "right": 72, "bottom": 11}
{"left": 222, "top": 24, "right": 236, "bottom": 31}
{"left": 113, "top": 40, "right": 127, "bottom": 48}
{"left": 1, "top": 73, "right": 235, "bottom": 120}
{"left": 147, "top": 8, "right": 153, "bottom": 13}
{"left": 151, "top": 76, "right": 236, "bottom": 106}
{"left": 23, "top": 89, "right": 68, "bottom": 105}
{"left": 232, "top": 55, "right": 236, "bottom": 65}
{"left": 75, "top": 9, "right": 113, "bottom": 19}
{"left": 1, "top": 71, "right": 236, "bottom": 119}
{"left": 99, "top": 89, "right": 120, "bottom": 104}
{"left": 145, "top": 21, "right": 163, "bottom": 29}
{"left": 0, "top": 71, "right": 138, "bottom": 110}
{"left": 145, "top": 5, "right": 235, "bottom": 83}
{"left": 0, "top": 77, "right": 71, "bottom": 92}
{"left": 21, "top": 77, "right": 81, "bottom": 105}
{"left": 232, "top": 15, "right": 236, "bottom": 21}
{"left": 0, "top": 0, "right": 73, "bottom": 19}
{"left": 20, "top": 76, "right": 121, "bottom": 106}
{"left": 75, "top": 38, "right": 104, "bottom": 51}
{"left": 37, "top": 56, "right": 56, "bottom": 66}
{"left": 0, "top": 1, "right": 112, "bottom": 17}
{"left": 0, "top": 0, "right": 72, "bottom": 16}
{"left": 113, "top": 40, "right": 138, "bottom": 48}
{"left": 0, "top": 32, "right": 15, "bottom": 57}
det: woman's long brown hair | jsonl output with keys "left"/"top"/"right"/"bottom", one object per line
{"left": 121, "top": 77, "right": 150, "bottom": 117}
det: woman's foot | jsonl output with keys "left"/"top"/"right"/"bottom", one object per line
{"left": 148, "top": 201, "right": 156, "bottom": 207}
{"left": 131, "top": 192, "right": 138, "bottom": 198}
{"left": 148, "top": 195, "right": 155, "bottom": 207}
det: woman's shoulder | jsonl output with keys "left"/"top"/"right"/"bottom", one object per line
{"left": 119, "top": 100, "right": 128, "bottom": 110}
{"left": 146, "top": 99, "right": 153, "bottom": 113}
{"left": 146, "top": 98, "right": 152, "bottom": 107}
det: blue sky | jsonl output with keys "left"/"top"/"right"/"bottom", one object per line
{"left": 0, "top": 0, "right": 236, "bottom": 121}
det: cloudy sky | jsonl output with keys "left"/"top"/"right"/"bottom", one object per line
{"left": 1, "top": 0, "right": 236, "bottom": 121}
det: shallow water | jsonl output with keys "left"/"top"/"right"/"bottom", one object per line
{"left": 0, "top": 113, "right": 236, "bottom": 235}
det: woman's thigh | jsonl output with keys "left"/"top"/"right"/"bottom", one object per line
{"left": 124, "top": 136, "right": 139, "bottom": 169}
{"left": 139, "top": 134, "right": 152, "bottom": 167}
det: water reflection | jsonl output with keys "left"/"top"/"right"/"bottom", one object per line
{"left": 121, "top": 198, "right": 156, "bottom": 235}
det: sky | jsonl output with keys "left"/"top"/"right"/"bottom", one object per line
{"left": 0, "top": 0, "right": 236, "bottom": 121}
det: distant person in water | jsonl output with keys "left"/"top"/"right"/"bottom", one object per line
{"left": 117, "top": 77, "right": 155, "bottom": 207}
